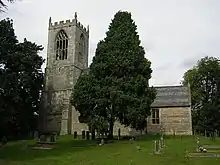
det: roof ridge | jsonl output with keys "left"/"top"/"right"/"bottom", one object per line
{"left": 153, "top": 85, "right": 186, "bottom": 88}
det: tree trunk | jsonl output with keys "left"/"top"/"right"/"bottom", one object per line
{"left": 108, "top": 120, "right": 114, "bottom": 140}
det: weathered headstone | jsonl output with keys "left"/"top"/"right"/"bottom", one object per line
{"left": 118, "top": 128, "right": 121, "bottom": 140}
{"left": 136, "top": 145, "right": 141, "bottom": 151}
{"left": 73, "top": 131, "right": 77, "bottom": 139}
{"left": 82, "top": 130, "right": 85, "bottom": 139}
{"left": 39, "top": 135, "right": 46, "bottom": 142}
{"left": 158, "top": 139, "right": 161, "bottom": 149}
{"left": 86, "top": 131, "right": 90, "bottom": 140}
{"left": 196, "top": 137, "right": 200, "bottom": 152}
{"left": 1, "top": 136, "right": 7, "bottom": 146}
{"left": 215, "top": 130, "right": 218, "bottom": 138}
{"left": 154, "top": 140, "right": 159, "bottom": 154}
{"left": 91, "top": 131, "right": 95, "bottom": 140}
{"left": 99, "top": 139, "right": 105, "bottom": 146}
{"left": 173, "top": 130, "right": 176, "bottom": 138}
{"left": 22, "top": 140, "right": 27, "bottom": 150}
{"left": 34, "top": 131, "right": 38, "bottom": 139}
{"left": 188, "top": 153, "right": 220, "bottom": 158}
{"left": 160, "top": 137, "right": 165, "bottom": 148}
{"left": 211, "top": 132, "right": 215, "bottom": 141}
{"left": 193, "top": 130, "right": 196, "bottom": 139}
{"left": 50, "top": 135, "right": 55, "bottom": 142}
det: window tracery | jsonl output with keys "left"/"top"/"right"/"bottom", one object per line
{"left": 55, "top": 30, "right": 68, "bottom": 60}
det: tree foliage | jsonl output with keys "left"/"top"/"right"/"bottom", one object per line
{"left": 0, "top": 0, "right": 15, "bottom": 11}
{"left": 182, "top": 56, "right": 220, "bottom": 132}
{"left": 0, "top": 18, "right": 44, "bottom": 139}
{"left": 71, "top": 11, "right": 156, "bottom": 139}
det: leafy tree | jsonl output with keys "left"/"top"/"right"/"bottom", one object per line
{"left": 0, "top": 0, "right": 15, "bottom": 11}
{"left": 0, "top": 18, "right": 44, "bottom": 139}
{"left": 0, "top": 18, "right": 18, "bottom": 137}
{"left": 72, "top": 11, "right": 156, "bottom": 139}
{"left": 182, "top": 56, "right": 220, "bottom": 132}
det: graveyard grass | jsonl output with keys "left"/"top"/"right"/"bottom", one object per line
{"left": 0, "top": 135, "right": 220, "bottom": 165}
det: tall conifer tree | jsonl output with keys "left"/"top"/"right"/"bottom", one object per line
{"left": 72, "top": 11, "right": 156, "bottom": 138}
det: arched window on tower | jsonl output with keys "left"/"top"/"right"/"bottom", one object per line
{"left": 55, "top": 30, "right": 68, "bottom": 60}
{"left": 78, "top": 34, "right": 85, "bottom": 63}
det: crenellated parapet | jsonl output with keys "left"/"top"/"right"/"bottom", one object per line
{"left": 48, "top": 12, "right": 89, "bottom": 35}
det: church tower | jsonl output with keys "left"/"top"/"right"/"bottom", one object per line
{"left": 40, "top": 13, "right": 89, "bottom": 135}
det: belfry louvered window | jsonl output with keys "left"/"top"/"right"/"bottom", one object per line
{"left": 55, "top": 30, "right": 68, "bottom": 60}
{"left": 78, "top": 34, "right": 85, "bottom": 63}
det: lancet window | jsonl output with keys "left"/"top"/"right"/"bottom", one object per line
{"left": 55, "top": 30, "right": 68, "bottom": 60}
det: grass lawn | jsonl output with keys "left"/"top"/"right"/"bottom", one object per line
{"left": 0, "top": 135, "right": 220, "bottom": 165}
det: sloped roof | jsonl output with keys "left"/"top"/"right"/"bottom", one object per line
{"left": 151, "top": 85, "right": 191, "bottom": 108}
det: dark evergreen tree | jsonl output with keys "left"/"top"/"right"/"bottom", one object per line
{"left": 0, "top": 18, "right": 44, "bottom": 139}
{"left": 72, "top": 11, "right": 156, "bottom": 139}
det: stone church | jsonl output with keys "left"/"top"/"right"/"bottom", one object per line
{"left": 39, "top": 13, "right": 192, "bottom": 136}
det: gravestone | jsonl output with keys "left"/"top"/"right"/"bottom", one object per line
{"left": 154, "top": 140, "right": 160, "bottom": 154}
{"left": 188, "top": 153, "right": 220, "bottom": 158}
{"left": 1, "top": 136, "right": 7, "bottom": 146}
{"left": 91, "top": 131, "right": 95, "bottom": 140}
{"left": 39, "top": 135, "right": 46, "bottom": 142}
{"left": 73, "top": 131, "right": 77, "bottom": 139}
{"left": 211, "top": 132, "right": 215, "bottom": 141}
{"left": 82, "top": 130, "right": 85, "bottom": 139}
{"left": 173, "top": 131, "right": 176, "bottom": 138}
{"left": 34, "top": 131, "right": 38, "bottom": 139}
{"left": 160, "top": 136, "right": 165, "bottom": 148}
{"left": 203, "top": 145, "right": 220, "bottom": 149}
{"left": 158, "top": 139, "right": 162, "bottom": 149}
{"left": 22, "top": 140, "right": 27, "bottom": 150}
{"left": 136, "top": 145, "right": 141, "bottom": 151}
{"left": 99, "top": 139, "right": 105, "bottom": 146}
{"left": 50, "top": 135, "right": 55, "bottom": 142}
{"left": 196, "top": 137, "right": 200, "bottom": 152}
{"left": 214, "top": 130, "right": 218, "bottom": 138}
{"left": 204, "top": 130, "right": 207, "bottom": 137}
{"left": 86, "top": 131, "right": 90, "bottom": 140}
{"left": 118, "top": 128, "right": 121, "bottom": 140}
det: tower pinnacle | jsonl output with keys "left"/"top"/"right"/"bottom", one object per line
{"left": 49, "top": 17, "right": 52, "bottom": 24}
{"left": 74, "top": 12, "right": 77, "bottom": 20}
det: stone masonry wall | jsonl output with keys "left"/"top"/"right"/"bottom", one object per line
{"left": 70, "top": 107, "right": 192, "bottom": 136}
{"left": 147, "top": 107, "right": 192, "bottom": 135}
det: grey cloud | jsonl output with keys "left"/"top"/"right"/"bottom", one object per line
{"left": 178, "top": 53, "right": 209, "bottom": 69}
{"left": 179, "top": 57, "right": 198, "bottom": 69}
{"left": 155, "top": 63, "right": 173, "bottom": 71}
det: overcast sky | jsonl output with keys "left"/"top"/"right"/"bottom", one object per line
{"left": 1, "top": 0, "right": 220, "bottom": 86}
